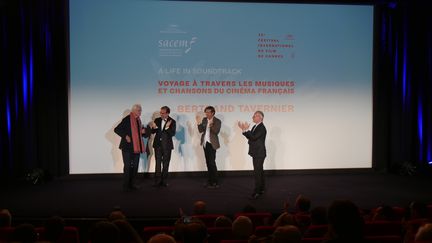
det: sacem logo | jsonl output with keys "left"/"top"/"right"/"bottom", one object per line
{"left": 158, "top": 37, "right": 197, "bottom": 56}
{"left": 159, "top": 24, "right": 197, "bottom": 57}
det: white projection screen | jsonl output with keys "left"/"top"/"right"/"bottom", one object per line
{"left": 69, "top": 0, "right": 373, "bottom": 174}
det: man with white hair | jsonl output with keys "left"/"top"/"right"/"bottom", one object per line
{"left": 238, "top": 111, "right": 267, "bottom": 199}
{"left": 114, "top": 104, "right": 148, "bottom": 191}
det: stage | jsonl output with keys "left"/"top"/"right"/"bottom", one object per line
{"left": 2, "top": 170, "right": 432, "bottom": 220}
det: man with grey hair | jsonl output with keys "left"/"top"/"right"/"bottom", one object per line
{"left": 238, "top": 111, "right": 267, "bottom": 199}
{"left": 114, "top": 104, "right": 148, "bottom": 191}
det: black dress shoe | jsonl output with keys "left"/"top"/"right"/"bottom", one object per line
{"left": 206, "top": 183, "right": 220, "bottom": 189}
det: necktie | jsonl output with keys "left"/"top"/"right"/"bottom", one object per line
{"left": 251, "top": 125, "right": 256, "bottom": 133}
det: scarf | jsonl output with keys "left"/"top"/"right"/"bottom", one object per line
{"left": 130, "top": 112, "right": 145, "bottom": 154}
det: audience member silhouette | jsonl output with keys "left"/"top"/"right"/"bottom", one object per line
{"left": 323, "top": 200, "right": 365, "bottom": 243}
{"left": 112, "top": 219, "right": 144, "bottom": 243}
{"left": 89, "top": 221, "right": 120, "bottom": 243}
{"left": 310, "top": 206, "right": 328, "bottom": 225}
{"left": 214, "top": 216, "right": 233, "bottom": 227}
{"left": 193, "top": 200, "right": 207, "bottom": 215}
{"left": 13, "top": 223, "right": 38, "bottom": 243}
{"left": 415, "top": 223, "right": 432, "bottom": 241}
{"left": 232, "top": 216, "right": 253, "bottom": 240}
{"left": 272, "top": 225, "right": 302, "bottom": 243}
{"left": 0, "top": 209, "right": 12, "bottom": 228}
{"left": 371, "top": 205, "right": 397, "bottom": 221}
{"left": 44, "top": 216, "right": 65, "bottom": 243}
{"left": 148, "top": 233, "right": 177, "bottom": 243}
{"left": 182, "top": 220, "right": 208, "bottom": 243}
{"left": 273, "top": 212, "right": 296, "bottom": 228}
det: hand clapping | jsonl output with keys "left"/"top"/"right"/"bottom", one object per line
{"left": 196, "top": 115, "right": 202, "bottom": 125}
{"left": 237, "top": 121, "right": 250, "bottom": 130}
{"left": 150, "top": 121, "right": 157, "bottom": 129}
{"left": 165, "top": 120, "right": 172, "bottom": 129}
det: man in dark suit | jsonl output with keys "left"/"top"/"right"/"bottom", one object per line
{"left": 150, "top": 106, "right": 176, "bottom": 187}
{"left": 197, "top": 106, "right": 222, "bottom": 188}
{"left": 114, "top": 104, "right": 148, "bottom": 191}
{"left": 238, "top": 111, "right": 267, "bottom": 199}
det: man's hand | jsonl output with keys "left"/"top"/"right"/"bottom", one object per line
{"left": 165, "top": 120, "right": 172, "bottom": 129}
{"left": 196, "top": 115, "right": 202, "bottom": 125}
{"left": 141, "top": 127, "right": 146, "bottom": 134}
{"left": 125, "top": 135, "right": 131, "bottom": 143}
{"left": 150, "top": 121, "right": 157, "bottom": 129}
{"left": 238, "top": 121, "right": 249, "bottom": 130}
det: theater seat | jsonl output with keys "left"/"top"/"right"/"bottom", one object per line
{"left": 392, "top": 206, "right": 406, "bottom": 220}
{"left": 254, "top": 225, "right": 275, "bottom": 237}
{"left": 35, "top": 226, "right": 80, "bottom": 243}
{"left": 220, "top": 240, "right": 248, "bottom": 243}
{"left": 207, "top": 227, "right": 233, "bottom": 243}
{"left": 364, "top": 221, "right": 402, "bottom": 236}
{"left": 303, "top": 224, "right": 328, "bottom": 238}
{"left": 427, "top": 205, "right": 432, "bottom": 219}
{"left": 365, "top": 235, "right": 402, "bottom": 243}
{"left": 0, "top": 227, "right": 15, "bottom": 242}
{"left": 301, "top": 237, "right": 324, "bottom": 243}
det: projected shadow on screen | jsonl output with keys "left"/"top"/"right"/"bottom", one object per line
{"left": 141, "top": 111, "right": 160, "bottom": 173}
{"left": 174, "top": 114, "right": 186, "bottom": 161}
{"left": 185, "top": 111, "right": 206, "bottom": 171}
{"left": 227, "top": 120, "right": 248, "bottom": 170}
{"left": 266, "top": 126, "right": 283, "bottom": 171}
{"left": 105, "top": 109, "right": 131, "bottom": 173}
{"left": 215, "top": 114, "right": 230, "bottom": 171}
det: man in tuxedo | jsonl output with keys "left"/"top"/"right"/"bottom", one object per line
{"left": 197, "top": 106, "right": 222, "bottom": 189}
{"left": 150, "top": 106, "right": 176, "bottom": 187}
{"left": 238, "top": 111, "right": 267, "bottom": 199}
{"left": 114, "top": 104, "right": 148, "bottom": 191}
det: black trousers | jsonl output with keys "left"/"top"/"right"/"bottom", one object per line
{"left": 252, "top": 156, "right": 265, "bottom": 193}
{"left": 204, "top": 142, "right": 218, "bottom": 185}
{"left": 121, "top": 150, "right": 140, "bottom": 189}
{"left": 154, "top": 146, "right": 172, "bottom": 184}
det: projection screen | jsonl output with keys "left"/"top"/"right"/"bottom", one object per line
{"left": 69, "top": 0, "right": 373, "bottom": 174}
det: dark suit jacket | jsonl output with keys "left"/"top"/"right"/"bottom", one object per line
{"left": 198, "top": 117, "right": 221, "bottom": 150}
{"left": 242, "top": 122, "right": 267, "bottom": 158}
{"left": 151, "top": 116, "right": 176, "bottom": 150}
{"left": 114, "top": 115, "right": 149, "bottom": 152}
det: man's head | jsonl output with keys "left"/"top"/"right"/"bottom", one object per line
{"left": 160, "top": 106, "right": 171, "bottom": 120}
{"left": 204, "top": 106, "right": 215, "bottom": 120}
{"left": 416, "top": 223, "right": 432, "bottom": 241}
{"left": 131, "top": 104, "right": 142, "bottom": 117}
{"left": 232, "top": 216, "right": 253, "bottom": 239}
{"left": 214, "top": 216, "right": 232, "bottom": 227}
{"left": 182, "top": 221, "right": 207, "bottom": 243}
{"left": 148, "top": 233, "right": 177, "bottom": 243}
{"left": 0, "top": 209, "right": 12, "bottom": 227}
{"left": 295, "top": 195, "right": 311, "bottom": 213}
{"left": 90, "top": 221, "right": 120, "bottom": 243}
{"left": 193, "top": 200, "right": 207, "bottom": 215}
{"left": 252, "top": 111, "right": 264, "bottom": 124}
{"left": 272, "top": 225, "right": 301, "bottom": 243}
{"left": 108, "top": 208, "right": 126, "bottom": 221}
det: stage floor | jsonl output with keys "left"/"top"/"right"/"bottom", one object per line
{"left": 2, "top": 171, "right": 432, "bottom": 219}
